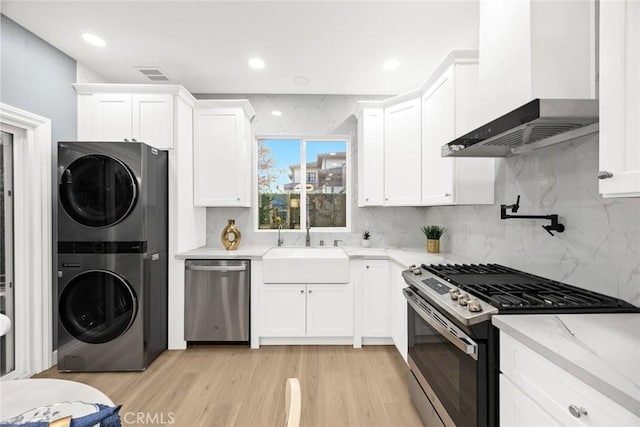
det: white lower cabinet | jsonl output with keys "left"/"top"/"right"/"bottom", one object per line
{"left": 500, "top": 332, "right": 640, "bottom": 426}
{"left": 361, "top": 260, "right": 391, "bottom": 338}
{"left": 390, "top": 262, "right": 408, "bottom": 362}
{"left": 500, "top": 374, "right": 562, "bottom": 427}
{"left": 261, "top": 283, "right": 353, "bottom": 337}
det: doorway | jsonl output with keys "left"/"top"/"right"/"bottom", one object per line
{"left": 0, "top": 131, "right": 14, "bottom": 376}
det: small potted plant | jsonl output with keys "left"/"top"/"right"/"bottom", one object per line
{"left": 361, "top": 230, "right": 371, "bottom": 247}
{"left": 421, "top": 225, "right": 446, "bottom": 253}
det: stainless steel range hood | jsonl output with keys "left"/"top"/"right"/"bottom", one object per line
{"left": 442, "top": 99, "right": 599, "bottom": 157}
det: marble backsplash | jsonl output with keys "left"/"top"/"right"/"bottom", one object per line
{"left": 425, "top": 134, "right": 640, "bottom": 305}
{"left": 201, "top": 94, "right": 430, "bottom": 249}
{"left": 201, "top": 94, "right": 639, "bottom": 305}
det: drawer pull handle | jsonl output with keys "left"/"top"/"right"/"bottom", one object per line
{"left": 597, "top": 170, "right": 613, "bottom": 179}
{"left": 568, "top": 404, "right": 587, "bottom": 418}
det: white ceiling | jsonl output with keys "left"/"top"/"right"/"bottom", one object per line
{"left": 1, "top": 1, "right": 479, "bottom": 95}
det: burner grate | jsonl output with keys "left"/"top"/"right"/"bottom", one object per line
{"left": 422, "top": 263, "right": 639, "bottom": 313}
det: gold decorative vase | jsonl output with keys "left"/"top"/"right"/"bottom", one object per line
{"left": 426, "top": 239, "right": 440, "bottom": 253}
{"left": 221, "top": 219, "right": 241, "bottom": 250}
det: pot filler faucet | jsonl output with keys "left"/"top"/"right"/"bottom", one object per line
{"left": 500, "top": 194, "right": 565, "bottom": 236}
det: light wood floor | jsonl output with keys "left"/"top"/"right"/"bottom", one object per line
{"left": 35, "top": 345, "right": 423, "bottom": 427}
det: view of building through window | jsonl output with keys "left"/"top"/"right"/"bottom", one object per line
{"left": 258, "top": 138, "right": 348, "bottom": 230}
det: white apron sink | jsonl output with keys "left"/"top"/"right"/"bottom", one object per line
{"left": 263, "top": 247, "right": 349, "bottom": 283}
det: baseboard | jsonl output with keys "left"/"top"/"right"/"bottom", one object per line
{"left": 259, "top": 337, "right": 354, "bottom": 346}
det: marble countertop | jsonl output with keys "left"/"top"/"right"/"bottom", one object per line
{"left": 493, "top": 314, "right": 640, "bottom": 417}
{"left": 175, "top": 245, "right": 272, "bottom": 259}
{"left": 176, "top": 245, "right": 473, "bottom": 267}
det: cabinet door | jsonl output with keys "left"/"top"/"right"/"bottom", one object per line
{"left": 92, "top": 93, "right": 132, "bottom": 141}
{"left": 599, "top": 0, "right": 640, "bottom": 198}
{"left": 383, "top": 98, "right": 422, "bottom": 206}
{"left": 132, "top": 94, "right": 174, "bottom": 149}
{"left": 422, "top": 67, "right": 455, "bottom": 206}
{"left": 306, "top": 284, "right": 353, "bottom": 337}
{"left": 361, "top": 260, "right": 390, "bottom": 337}
{"left": 390, "top": 263, "right": 407, "bottom": 363}
{"left": 193, "top": 108, "right": 250, "bottom": 206}
{"left": 358, "top": 108, "right": 384, "bottom": 206}
{"left": 500, "top": 374, "right": 562, "bottom": 427}
{"left": 261, "top": 284, "right": 306, "bottom": 337}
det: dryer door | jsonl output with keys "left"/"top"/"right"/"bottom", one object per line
{"left": 59, "top": 154, "right": 138, "bottom": 227}
{"left": 59, "top": 270, "right": 138, "bottom": 344}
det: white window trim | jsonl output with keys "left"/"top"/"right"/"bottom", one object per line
{"left": 0, "top": 104, "right": 53, "bottom": 379}
{"left": 254, "top": 135, "right": 352, "bottom": 233}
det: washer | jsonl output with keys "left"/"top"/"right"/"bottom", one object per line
{"left": 57, "top": 142, "right": 167, "bottom": 253}
{"left": 57, "top": 252, "right": 167, "bottom": 371}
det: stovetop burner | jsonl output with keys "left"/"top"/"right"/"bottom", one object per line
{"left": 421, "top": 263, "right": 638, "bottom": 313}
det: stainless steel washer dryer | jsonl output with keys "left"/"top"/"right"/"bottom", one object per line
{"left": 57, "top": 142, "right": 167, "bottom": 253}
{"left": 57, "top": 251, "right": 167, "bottom": 371}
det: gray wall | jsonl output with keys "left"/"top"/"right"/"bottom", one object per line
{"left": 1, "top": 14, "right": 77, "bottom": 348}
{"left": 1, "top": 14, "right": 77, "bottom": 142}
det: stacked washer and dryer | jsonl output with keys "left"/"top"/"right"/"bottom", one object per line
{"left": 57, "top": 142, "right": 168, "bottom": 371}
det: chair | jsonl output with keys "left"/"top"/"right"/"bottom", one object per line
{"left": 285, "top": 377, "right": 301, "bottom": 427}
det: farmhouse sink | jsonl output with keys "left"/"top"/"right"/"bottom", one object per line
{"left": 262, "top": 247, "right": 349, "bottom": 283}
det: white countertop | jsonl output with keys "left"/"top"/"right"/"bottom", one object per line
{"left": 176, "top": 244, "right": 472, "bottom": 267}
{"left": 175, "top": 245, "right": 272, "bottom": 259}
{"left": 493, "top": 313, "right": 640, "bottom": 417}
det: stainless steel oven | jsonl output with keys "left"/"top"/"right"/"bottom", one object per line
{"left": 405, "top": 287, "right": 486, "bottom": 427}
{"left": 402, "top": 263, "right": 639, "bottom": 427}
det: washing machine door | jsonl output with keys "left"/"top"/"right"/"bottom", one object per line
{"left": 59, "top": 270, "right": 138, "bottom": 344}
{"left": 59, "top": 154, "right": 138, "bottom": 227}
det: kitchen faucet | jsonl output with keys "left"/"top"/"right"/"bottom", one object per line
{"left": 305, "top": 221, "right": 311, "bottom": 247}
{"left": 277, "top": 223, "right": 284, "bottom": 247}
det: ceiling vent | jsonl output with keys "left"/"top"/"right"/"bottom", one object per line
{"left": 135, "top": 66, "right": 170, "bottom": 81}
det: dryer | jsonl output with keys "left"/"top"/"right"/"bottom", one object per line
{"left": 57, "top": 252, "right": 167, "bottom": 371}
{"left": 57, "top": 142, "right": 167, "bottom": 253}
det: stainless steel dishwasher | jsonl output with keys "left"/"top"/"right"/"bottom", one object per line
{"left": 184, "top": 259, "right": 250, "bottom": 342}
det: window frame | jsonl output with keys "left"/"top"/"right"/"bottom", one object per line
{"left": 254, "top": 135, "right": 352, "bottom": 233}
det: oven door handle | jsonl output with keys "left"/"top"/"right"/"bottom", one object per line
{"left": 403, "top": 288, "right": 478, "bottom": 360}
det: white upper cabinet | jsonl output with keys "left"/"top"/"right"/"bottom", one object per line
{"left": 599, "top": 0, "right": 640, "bottom": 198}
{"left": 357, "top": 108, "right": 384, "bottom": 206}
{"left": 421, "top": 61, "right": 494, "bottom": 206}
{"left": 478, "top": 0, "right": 595, "bottom": 123}
{"left": 75, "top": 86, "right": 176, "bottom": 149}
{"left": 383, "top": 98, "right": 422, "bottom": 206}
{"left": 193, "top": 100, "right": 255, "bottom": 207}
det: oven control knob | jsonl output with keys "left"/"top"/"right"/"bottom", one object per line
{"left": 449, "top": 289, "right": 461, "bottom": 300}
{"left": 467, "top": 300, "right": 483, "bottom": 312}
{"left": 458, "top": 294, "right": 470, "bottom": 306}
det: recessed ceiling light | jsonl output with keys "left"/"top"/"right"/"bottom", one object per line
{"left": 383, "top": 59, "right": 399, "bottom": 71}
{"left": 248, "top": 58, "right": 265, "bottom": 70}
{"left": 294, "top": 75, "right": 310, "bottom": 86}
{"left": 272, "top": 110, "right": 282, "bottom": 116}
{"left": 82, "top": 33, "right": 106, "bottom": 47}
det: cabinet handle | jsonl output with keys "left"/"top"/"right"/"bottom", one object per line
{"left": 300, "top": 290, "right": 304, "bottom": 294}
{"left": 597, "top": 171, "right": 613, "bottom": 179}
{"left": 237, "top": 197, "right": 241, "bottom": 201}
{"left": 308, "top": 290, "right": 312, "bottom": 294}
{"left": 568, "top": 404, "right": 587, "bottom": 418}
{"left": 124, "top": 138, "right": 130, "bottom": 142}
{"left": 366, "top": 265, "right": 370, "bottom": 269}
{"left": 131, "top": 138, "right": 137, "bottom": 142}
{"left": 365, "top": 198, "right": 369, "bottom": 201}
{"left": 444, "top": 193, "right": 451, "bottom": 197}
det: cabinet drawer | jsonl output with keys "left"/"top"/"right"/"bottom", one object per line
{"left": 500, "top": 332, "right": 639, "bottom": 426}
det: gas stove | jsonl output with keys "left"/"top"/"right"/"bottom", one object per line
{"left": 402, "top": 263, "right": 639, "bottom": 326}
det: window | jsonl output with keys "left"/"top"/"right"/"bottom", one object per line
{"left": 257, "top": 137, "right": 349, "bottom": 230}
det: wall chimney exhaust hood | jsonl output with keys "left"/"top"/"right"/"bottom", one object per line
{"left": 442, "top": 99, "right": 599, "bottom": 157}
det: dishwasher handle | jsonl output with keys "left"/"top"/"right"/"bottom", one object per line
{"left": 186, "top": 264, "right": 247, "bottom": 272}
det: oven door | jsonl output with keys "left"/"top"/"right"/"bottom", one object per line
{"left": 404, "top": 288, "right": 479, "bottom": 427}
